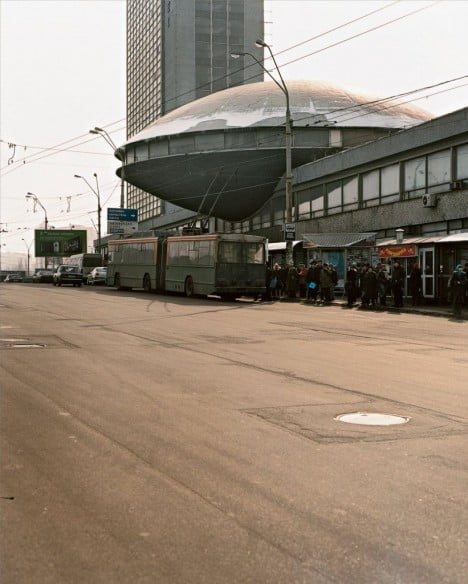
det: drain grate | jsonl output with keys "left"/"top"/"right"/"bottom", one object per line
{"left": 335, "top": 412, "right": 410, "bottom": 426}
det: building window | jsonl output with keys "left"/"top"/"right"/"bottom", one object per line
{"left": 427, "top": 149, "right": 451, "bottom": 193}
{"left": 456, "top": 144, "right": 468, "bottom": 179}
{"left": 381, "top": 164, "right": 400, "bottom": 203}
{"left": 297, "top": 190, "right": 311, "bottom": 219}
{"left": 311, "top": 195, "right": 324, "bottom": 217}
{"left": 342, "top": 176, "right": 358, "bottom": 211}
{"left": 362, "top": 169, "right": 379, "bottom": 207}
{"left": 272, "top": 198, "right": 284, "bottom": 225}
{"left": 404, "top": 157, "right": 426, "bottom": 197}
{"left": 326, "top": 180, "right": 342, "bottom": 215}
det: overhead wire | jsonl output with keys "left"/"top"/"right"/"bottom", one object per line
{"left": 0, "top": 0, "right": 432, "bottom": 175}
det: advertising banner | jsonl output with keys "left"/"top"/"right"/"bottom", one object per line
{"left": 378, "top": 245, "right": 417, "bottom": 258}
{"left": 107, "top": 208, "right": 138, "bottom": 234}
{"left": 34, "top": 230, "right": 87, "bottom": 258}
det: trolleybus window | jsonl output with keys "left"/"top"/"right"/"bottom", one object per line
{"left": 218, "top": 242, "right": 265, "bottom": 264}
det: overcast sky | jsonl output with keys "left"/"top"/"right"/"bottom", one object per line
{"left": 1, "top": 0, "right": 467, "bottom": 254}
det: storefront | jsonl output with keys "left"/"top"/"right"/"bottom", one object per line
{"left": 377, "top": 233, "right": 468, "bottom": 302}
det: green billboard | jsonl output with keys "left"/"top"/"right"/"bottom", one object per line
{"left": 34, "top": 230, "right": 87, "bottom": 258}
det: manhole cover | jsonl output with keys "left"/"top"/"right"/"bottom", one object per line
{"left": 335, "top": 412, "right": 410, "bottom": 426}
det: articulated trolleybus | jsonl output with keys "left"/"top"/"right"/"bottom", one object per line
{"left": 106, "top": 233, "right": 266, "bottom": 300}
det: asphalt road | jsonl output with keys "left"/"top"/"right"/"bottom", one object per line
{"left": 1, "top": 283, "right": 467, "bottom": 584}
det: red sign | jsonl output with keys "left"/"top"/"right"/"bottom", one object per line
{"left": 378, "top": 245, "right": 417, "bottom": 258}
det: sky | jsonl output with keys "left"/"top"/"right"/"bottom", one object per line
{"left": 1, "top": 0, "right": 467, "bottom": 259}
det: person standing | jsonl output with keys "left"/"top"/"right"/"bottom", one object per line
{"left": 286, "top": 264, "right": 299, "bottom": 299}
{"left": 361, "top": 267, "right": 378, "bottom": 308}
{"left": 448, "top": 264, "right": 467, "bottom": 317}
{"left": 319, "top": 263, "right": 333, "bottom": 304}
{"left": 408, "top": 260, "right": 423, "bottom": 306}
{"left": 270, "top": 263, "right": 282, "bottom": 300}
{"left": 329, "top": 264, "right": 338, "bottom": 300}
{"left": 297, "top": 263, "right": 308, "bottom": 299}
{"left": 376, "top": 263, "right": 389, "bottom": 306}
{"left": 391, "top": 260, "right": 406, "bottom": 308}
{"left": 345, "top": 263, "right": 359, "bottom": 307}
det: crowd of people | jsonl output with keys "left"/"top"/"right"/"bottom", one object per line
{"left": 264, "top": 259, "right": 468, "bottom": 317}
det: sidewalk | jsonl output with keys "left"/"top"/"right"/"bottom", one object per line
{"left": 278, "top": 296, "right": 468, "bottom": 320}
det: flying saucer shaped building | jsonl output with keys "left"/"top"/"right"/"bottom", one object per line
{"left": 116, "top": 80, "right": 432, "bottom": 221}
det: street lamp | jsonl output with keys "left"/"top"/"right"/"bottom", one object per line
{"left": 74, "top": 173, "right": 102, "bottom": 254}
{"left": 89, "top": 127, "right": 125, "bottom": 209}
{"left": 232, "top": 39, "right": 294, "bottom": 265}
{"left": 22, "top": 238, "right": 32, "bottom": 277}
{"left": 26, "top": 192, "right": 49, "bottom": 268}
{"left": 25, "top": 192, "right": 48, "bottom": 230}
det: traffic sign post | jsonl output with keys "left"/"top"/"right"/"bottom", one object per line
{"left": 284, "top": 223, "right": 296, "bottom": 242}
{"left": 107, "top": 208, "right": 138, "bottom": 235}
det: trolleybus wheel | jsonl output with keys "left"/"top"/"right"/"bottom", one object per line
{"left": 115, "top": 274, "right": 122, "bottom": 290}
{"left": 143, "top": 274, "right": 151, "bottom": 293}
{"left": 184, "top": 276, "right": 194, "bottom": 298}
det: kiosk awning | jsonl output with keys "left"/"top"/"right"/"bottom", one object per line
{"left": 268, "top": 241, "right": 301, "bottom": 251}
{"left": 302, "top": 233, "right": 376, "bottom": 248}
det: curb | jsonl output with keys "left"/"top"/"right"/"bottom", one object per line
{"left": 277, "top": 298, "right": 468, "bottom": 320}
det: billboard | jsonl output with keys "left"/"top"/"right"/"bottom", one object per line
{"left": 34, "top": 230, "right": 87, "bottom": 258}
{"left": 107, "top": 208, "right": 138, "bottom": 234}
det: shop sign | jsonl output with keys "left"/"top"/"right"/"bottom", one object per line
{"left": 378, "top": 245, "right": 417, "bottom": 258}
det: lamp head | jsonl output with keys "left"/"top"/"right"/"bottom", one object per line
{"left": 89, "top": 129, "right": 99, "bottom": 135}
{"left": 230, "top": 53, "right": 241, "bottom": 59}
{"left": 255, "top": 39, "right": 267, "bottom": 48}
{"left": 94, "top": 127, "right": 104, "bottom": 132}
{"left": 74, "top": 174, "right": 82, "bottom": 179}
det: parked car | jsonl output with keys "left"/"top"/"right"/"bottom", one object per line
{"left": 4, "top": 273, "right": 23, "bottom": 283}
{"left": 87, "top": 266, "right": 108, "bottom": 285}
{"left": 32, "top": 270, "right": 54, "bottom": 283}
{"left": 53, "top": 265, "right": 83, "bottom": 287}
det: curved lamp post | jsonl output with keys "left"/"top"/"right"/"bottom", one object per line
{"left": 22, "top": 238, "right": 32, "bottom": 276}
{"left": 26, "top": 192, "right": 48, "bottom": 230}
{"left": 26, "top": 192, "right": 49, "bottom": 268}
{"left": 74, "top": 173, "right": 102, "bottom": 254}
{"left": 232, "top": 39, "right": 293, "bottom": 265}
{"left": 89, "top": 127, "right": 125, "bottom": 209}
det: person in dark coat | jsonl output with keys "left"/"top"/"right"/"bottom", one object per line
{"left": 408, "top": 260, "right": 423, "bottom": 306}
{"left": 448, "top": 264, "right": 467, "bottom": 317}
{"left": 376, "top": 263, "right": 389, "bottom": 306}
{"left": 278, "top": 264, "right": 288, "bottom": 298}
{"left": 391, "top": 260, "right": 406, "bottom": 308}
{"left": 297, "top": 263, "right": 308, "bottom": 299}
{"left": 306, "top": 260, "right": 321, "bottom": 303}
{"left": 270, "top": 263, "right": 282, "bottom": 300}
{"left": 286, "top": 264, "right": 299, "bottom": 298}
{"left": 345, "top": 263, "right": 359, "bottom": 307}
{"left": 319, "top": 263, "right": 333, "bottom": 304}
{"left": 329, "top": 264, "right": 338, "bottom": 300}
{"left": 263, "top": 264, "right": 273, "bottom": 301}
{"left": 361, "top": 267, "right": 378, "bottom": 307}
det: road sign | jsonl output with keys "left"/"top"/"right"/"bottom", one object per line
{"left": 107, "top": 208, "right": 138, "bottom": 234}
{"left": 284, "top": 223, "right": 296, "bottom": 241}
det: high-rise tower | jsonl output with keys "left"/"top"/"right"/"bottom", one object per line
{"left": 126, "top": 0, "right": 265, "bottom": 226}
